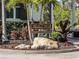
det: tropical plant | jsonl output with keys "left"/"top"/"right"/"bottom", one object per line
{"left": 76, "top": 8, "right": 79, "bottom": 30}
{"left": 51, "top": 20, "right": 76, "bottom": 42}
{"left": 6, "top": 0, "right": 31, "bottom": 11}
{"left": 57, "top": 20, "right": 76, "bottom": 42}
{"left": 6, "top": 0, "right": 58, "bottom": 10}
{"left": 51, "top": 32, "right": 63, "bottom": 41}
{"left": 76, "top": 8, "right": 79, "bottom": 24}
{"left": 6, "top": 0, "right": 58, "bottom": 42}
{"left": 6, "top": 22, "right": 26, "bottom": 37}
{"left": 53, "top": 0, "right": 71, "bottom": 31}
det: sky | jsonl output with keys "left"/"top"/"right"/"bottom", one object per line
{"left": 57, "top": 0, "right": 62, "bottom": 4}
{"left": 57, "top": 0, "right": 61, "bottom": 1}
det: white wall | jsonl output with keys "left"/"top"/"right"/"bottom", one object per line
{"left": 32, "top": 4, "right": 42, "bottom": 21}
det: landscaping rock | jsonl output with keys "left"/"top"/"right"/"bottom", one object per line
{"left": 31, "top": 37, "right": 58, "bottom": 49}
{"left": 15, "top": 44, "right": 31, "bottom": 49}
{"left": 25, "top": 45, "right": 31, "bottom": 49}
{"left": 15, "top": 44, "right": 26, "bottom": 49}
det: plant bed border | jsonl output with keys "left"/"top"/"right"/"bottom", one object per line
{"left": 25, "top": 48, "right": 79, "bottom": 54}
{"left": 0, "top": 47, "right": 79, "bottom": 54}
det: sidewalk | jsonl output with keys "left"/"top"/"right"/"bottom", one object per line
{"left": 0, "top": 49, "right": 79, "bottom": 59}
{"left": 0, "top": 49, "right": 26, "bottom": 54}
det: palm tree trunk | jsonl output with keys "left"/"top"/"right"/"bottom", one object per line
{"left": 51, "top": 4, "right": 54, "bottom": 32}
{"left": 48, "top": 3, "right": 54, "bottom": 32}
{"left": 1, "top": 0, "right": 8, "bottom": 42}
{"left": 27, "top": 4, "right": 33, "bottom": 44}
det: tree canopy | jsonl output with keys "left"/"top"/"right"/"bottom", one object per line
{"left": 6, "top": 0, "right": 58, "bottom": 11}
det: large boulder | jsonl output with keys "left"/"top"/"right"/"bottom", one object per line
{"left": 31, "top": 37, "right": 58, "bottom": 49}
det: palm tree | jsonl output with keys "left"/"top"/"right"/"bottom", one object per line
{"left": 1, "top": 0, "right": 9, "bottom": 42}
{"left": 6, "top": 0, "right": 58, "bottom": 43}
{"left": 6, "top": 0, "right": 33, "bottom": 43}
{"left": 63, "top": 0, "right": 76, "bottom": 28}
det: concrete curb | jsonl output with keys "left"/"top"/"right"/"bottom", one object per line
{"left": 25, "top": 48, "right": 79, "bottom": 54}
{"left": 0, "top": 47, "right": 79, "bottom": 54}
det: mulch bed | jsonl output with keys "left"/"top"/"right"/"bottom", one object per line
{"left": 58, "top": 42, "right": 75, "bottom": 49}
{"left": 0, "top": 39, "right": 78, "bottom": 54}
{"left": 0, "top": 41, "right": 76, "bottom": 50}
{"left": 0, "top": 39, "right": 30, "bottom": 49}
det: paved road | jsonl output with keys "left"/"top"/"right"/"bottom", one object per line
{"left": 27, "top": 52, "right": 79, "bottom": 59}
{"left": 0, "top": 49, "right": 79, "bottom": 59}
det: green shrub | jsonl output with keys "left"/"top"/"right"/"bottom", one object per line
{"left": 51, "top": 32, "right": 62, "bottom": 41}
